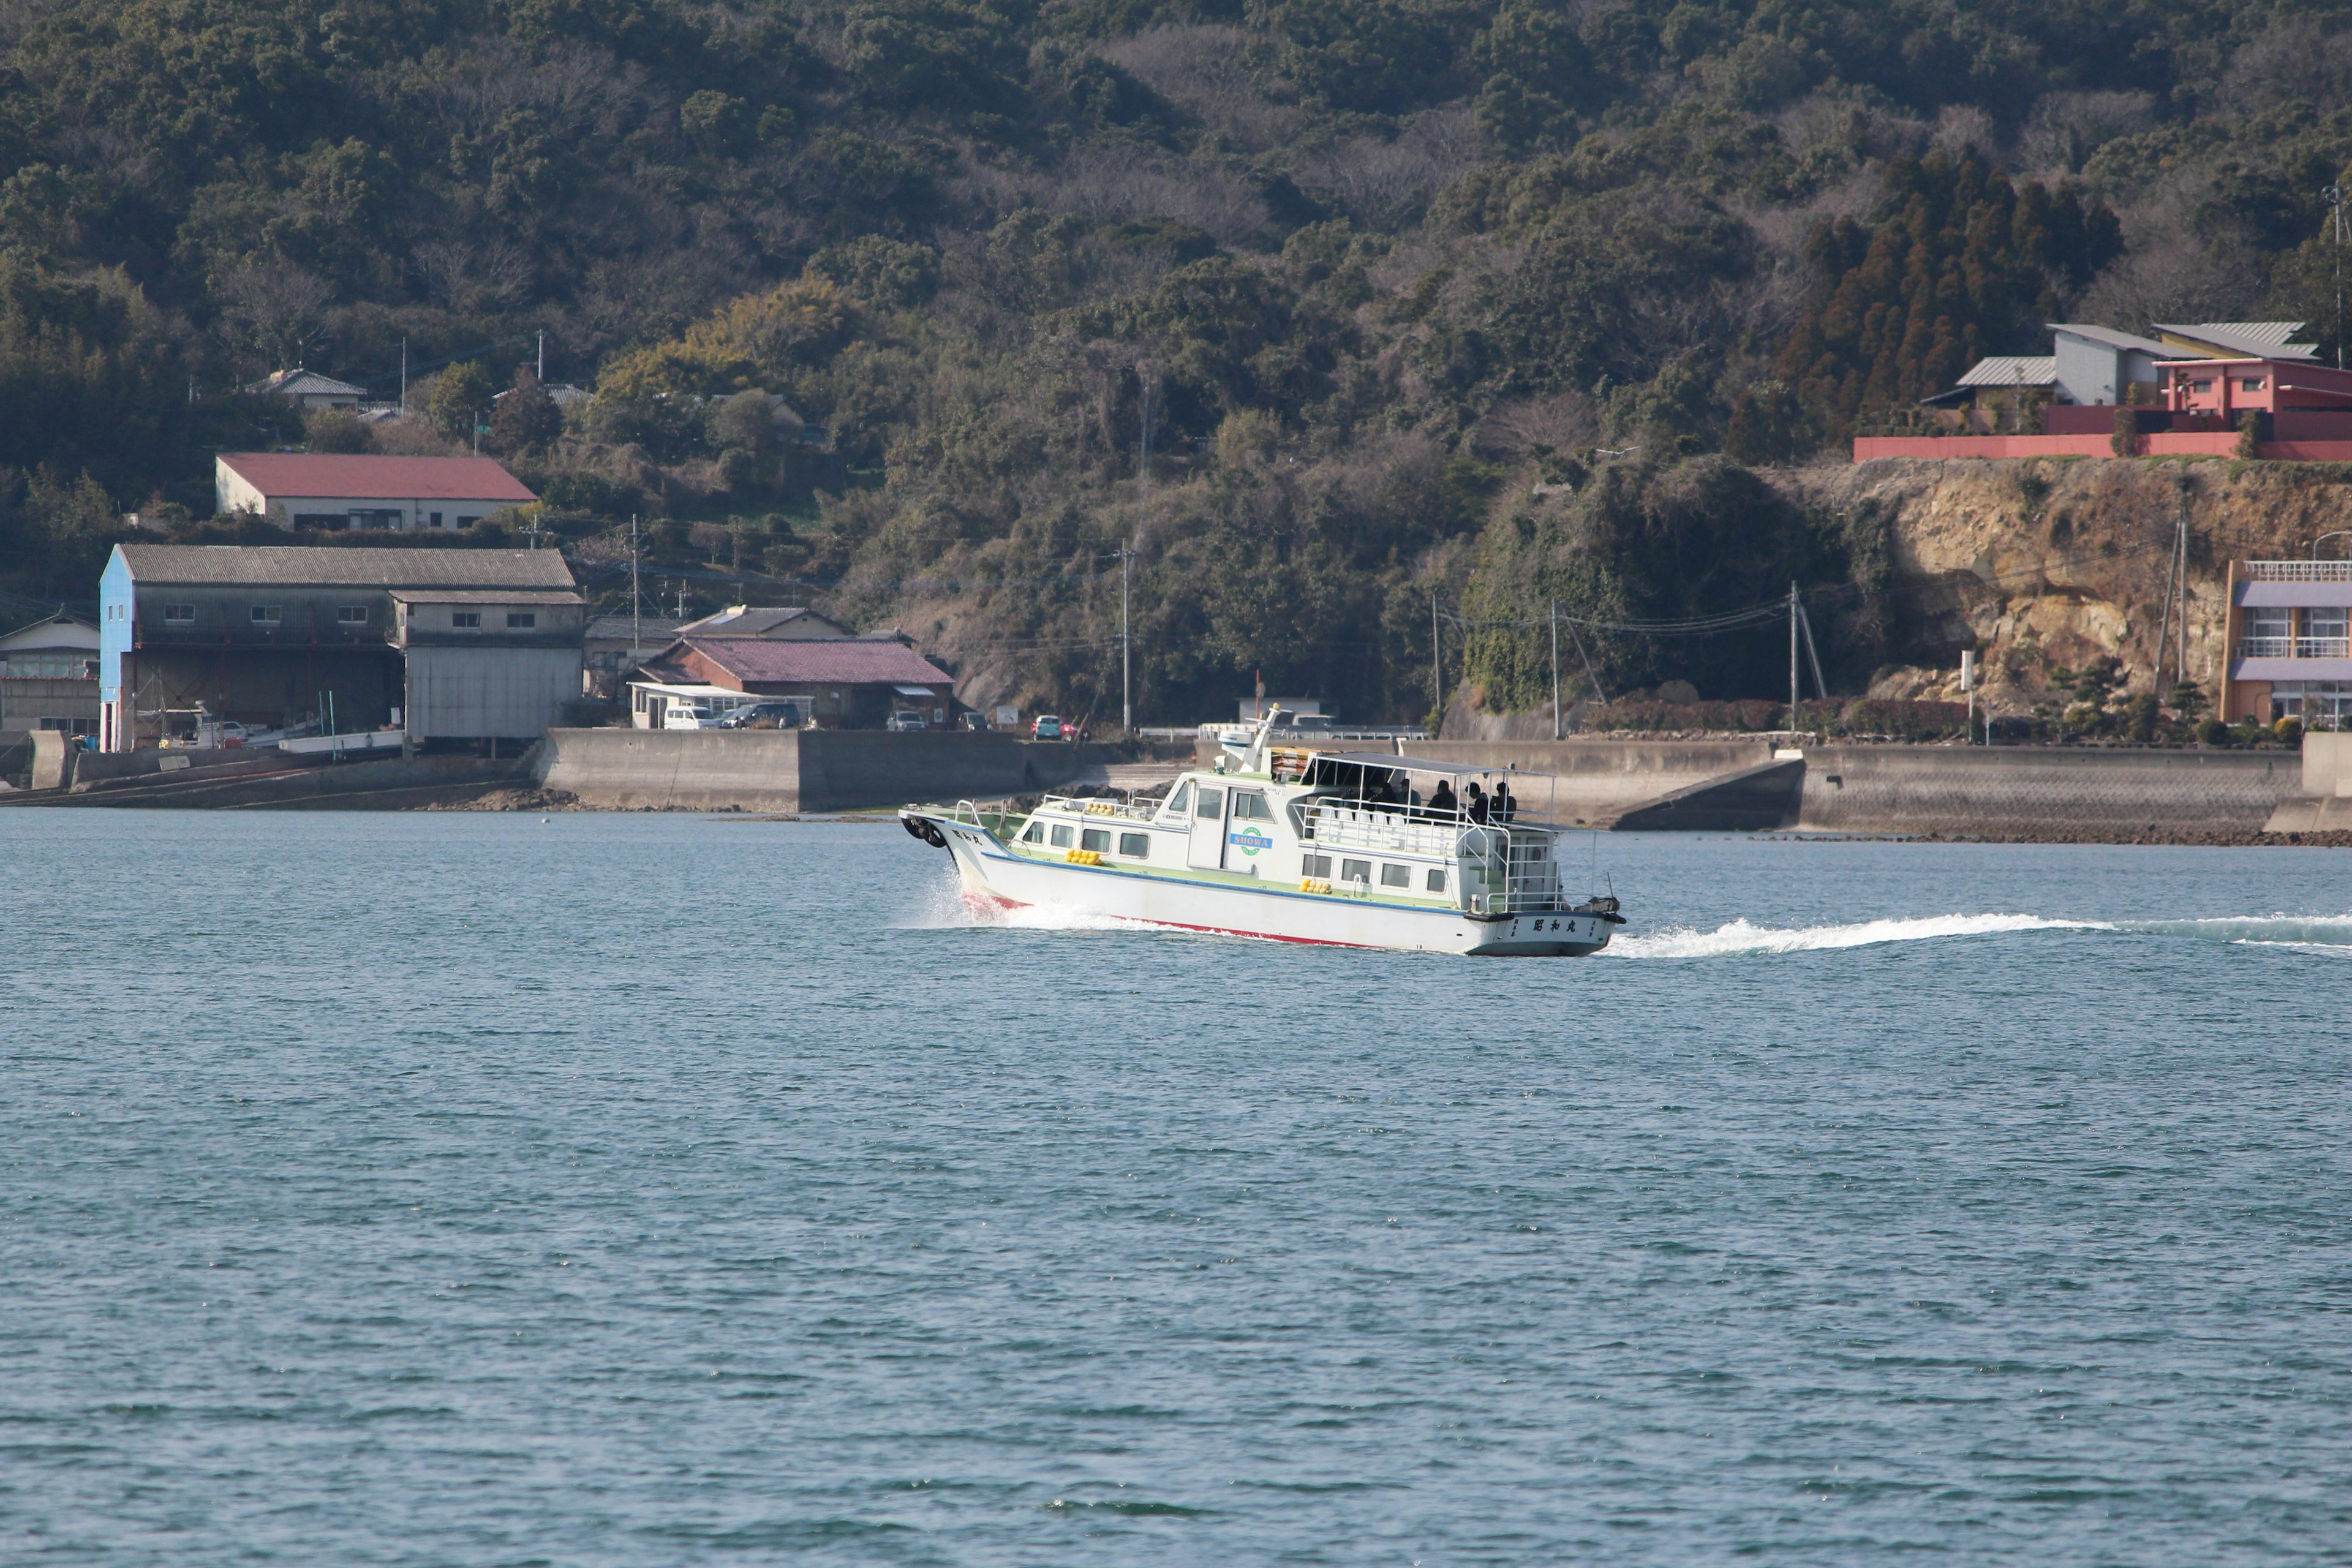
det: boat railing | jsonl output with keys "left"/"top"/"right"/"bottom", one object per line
{"left": 1461, "top": 825, "right": 1566, "bottom": 917}
{"left": 1034, "top": 793, "right": 1158, "bottom": 823}
{"left": 1303, "top": 799, "right": 1552, "bottom": 854}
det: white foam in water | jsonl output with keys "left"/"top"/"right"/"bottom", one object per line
{"left": 1604, "top": 912, "right": 2103, "bottom": 959}
{"left": 899, "top": 873, "right": 1144, "bottom": 933}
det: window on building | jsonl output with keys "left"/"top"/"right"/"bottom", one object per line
{"left": 337, "top": 606, "right": 368, "bottom": 624}
{"left": 1050, "top": 824, "right": 1073, "bottom": 848}
{"left": 451, "top": 611, "right": 481, "bottom": 628}
{"left": 250, "top": 605, "right": 281, "bottom": 624}
{"left": 508, "top": 612, "right": 536, "bottom": 628}
{"left": 456, "top": 516, "right": 481, "bottom": 529}
{"left": 1340, "top": 858, "right": 1371, "bottom": 883}
{"left": 1302, "top": 853, "right": 1332, "bottom": 878}
{"left": 1118, "top": 832, "right": 1150, "bottom": 858}
{"left": 1426, "top": 869, "right": 1447, "bottom": 893}
{"left": 2242, "top": 378, "right": 2266, "bottom": 392}
{"left": 429, "top": 512, "right": 443, "bottom": 527}
{"left": 2188, "top": 379, "right": 2212, "bottom": 393}
{"left": 1196, "top": 788, "right": 1224, "bottom": 818}
{"left": 1080, "top": 827, "right": 1110, "bottom": 853}
{"left": 1381, "top": 863, "right": 1411, "bottom": 887}
{"left": 163, "top": 603, "right": 195, "bottom": 624}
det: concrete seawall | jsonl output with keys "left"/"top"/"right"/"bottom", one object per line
{"left": 532, "top": 729, "right": 1137, "bottom": 813}
{"left": 1793, "top": 745, "right": 2300, "bottom": 835}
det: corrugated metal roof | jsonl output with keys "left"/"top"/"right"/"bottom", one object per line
{"left": 386, "top": 589, "right": 585, "bottom": 605}
{"left": 680, "top": 636, "right": 952, "bottom": 685}
{"left": 2047, "top": 322, "right": 2173, "bottom": 355}
{"left": 674, "top": 605, "right": 846, "bottom": 637}
{"left": 2185, "top": 321, "right": 2305, "bottom": 345}
{"left": 2155, "top": 322, "right": 2320, "bottom": 359}
{"left": 118, "top": 545, "right": 578, "bottom": 589}
{"left": 1955, "top": 356, "right": 2056, "bottom": 387}
{"left": 216, "top": 453, "right": 538, "bottom": 502}
{"left": 248, "top": 369, "right": 368, "bottom": 397}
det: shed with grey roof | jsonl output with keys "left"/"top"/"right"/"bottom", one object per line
{"left": 97, "top": 545, "right": 584, "bottom": 752}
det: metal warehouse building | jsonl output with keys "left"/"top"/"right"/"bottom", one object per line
{"left": 97, "top": 545, "right": 583, "bottom": 752}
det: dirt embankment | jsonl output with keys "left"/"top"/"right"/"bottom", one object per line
{"left": 1770, "top": 457, "right": 2352, "bottom": 712}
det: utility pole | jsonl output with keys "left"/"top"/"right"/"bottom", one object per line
{"left": 1119, "top": 545, "right": 1134, "bottom": 734}
{"left": 537, "top": 330, "right": 545, "bottom": 382}
{"left": 2329, "top": 184, "right": 2347, "bottom": 370}
{"left": 630, "top": 514, "right": 641, "bottom": 655}
{"left": 399, "top": 337, "right": 407, "bottom": 415}
{"left": 1789, "top": 581, "right": 1801, "bottom": 732}
{"left": 1550, "top": 601, "right": 1562, "bottom": 741}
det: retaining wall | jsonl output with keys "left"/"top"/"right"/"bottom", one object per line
{"left": 532, "top": 728, "right": 1134, "bottom": 812}
{"left": 1794, "top": 745, "right": 2301, "bottom": 835}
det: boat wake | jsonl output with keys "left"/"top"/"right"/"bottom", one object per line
{"left": 1605, "top": 912, "right": 2352, "bottom": 959}
{"left": 1604, "top": 912, "right": 2096, "bottom": 959}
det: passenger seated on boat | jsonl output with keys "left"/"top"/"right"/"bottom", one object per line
{"left": 1467, "top": 782, "right": 1490, "bottom": 824}
{"left": 1494, "top": 781, "right": 1516, "bottom": 823}
{"left": 1427, "top": 780, "right": 1457, "bottom": 816}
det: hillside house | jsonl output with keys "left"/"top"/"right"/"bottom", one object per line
{"left": 247, "top": 369, "right": 370, "bottom": 410}
{"left": 216, "top": 453, "right": 537, "bottom": 532}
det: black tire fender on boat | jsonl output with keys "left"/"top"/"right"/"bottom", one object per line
{"left": 922, "top": 821, "right": 947, "bottom": 848}
{"left": 899, "top": 811, "right": 930, "bottom": 840}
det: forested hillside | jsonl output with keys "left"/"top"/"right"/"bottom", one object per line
{"left": 2, "top": 0, "right": 2350, "bottom": 723}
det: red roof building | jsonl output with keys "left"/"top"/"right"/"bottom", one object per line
{"left": 214, "top": 453, "right": 537, "bottom": 532}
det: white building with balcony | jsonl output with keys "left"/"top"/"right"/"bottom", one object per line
{"left": 2222, "top": 559, "right": 2352, "bottom": 726}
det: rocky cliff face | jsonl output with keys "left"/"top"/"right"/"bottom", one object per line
{"left": 1770, "top": 458, "right": 2352, "bottom": 713}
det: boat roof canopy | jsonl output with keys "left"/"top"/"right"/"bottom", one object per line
{"left": 1313, "top": 751, "right": 1552, "bottom": 779}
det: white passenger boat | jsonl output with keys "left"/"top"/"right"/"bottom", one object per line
{"left": 899, "top": 713, "right": 1625, "bottom": 956}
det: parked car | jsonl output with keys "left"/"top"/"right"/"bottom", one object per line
{"left": 956, "top": 711, "right": 987, "bottom": 731}
{"left": 886, "top": 709, "right": 931, "bottom": 733}
{"left": 1031, "top": 714, "right": 1065, "bottom": 740}
{"left": 718, "top": 701, "right": 803, "bottom": 730}
{"left": 662, "top": 703, "right": 718, "bottom": 729}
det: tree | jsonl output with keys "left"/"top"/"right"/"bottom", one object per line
{"left": 428, "top": 362, "right": 495, "bottom": 442}
{"left": 304, "top": 405, "right": 371, "bottom": 453}
{"left": 490, "top": 368, "right": 563, "bottom": 454}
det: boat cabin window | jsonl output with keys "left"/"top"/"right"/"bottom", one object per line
{"left": 1080, "top": 827, "right": 1110, "bottom": 853}
{"left": 1118, "top": 832, "right": 1149, "bottom": 858}
{"left": 1302, "top": 853, "right": 1331, "bottom": 878}
{"left": 1166, "top": 781, "right": 1191, "bottom": 817}
{"left": 1050, "top": 824, "right": 1074, "bottom": 848}
{"left": 1020, "top": 821, "right": 1044, "bottom": 843}
{"left": 1196, "top": 788, "right": 1224, "bottom": 818}
{"left": 1340, "top": 858, "right": 1371, "bottom": 883}
{"left": 1426, "top": 869, "right": 1447, "bottom": 892}
{"left": 1231, "top": 791, "right": 1273, "bottom": 822}
{"left": 1381, "top": 864, "right": 1410, "bottom": 887}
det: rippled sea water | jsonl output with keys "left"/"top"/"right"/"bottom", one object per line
{"left": 4, "top": 811, "right": 2350, "bottom": 1566}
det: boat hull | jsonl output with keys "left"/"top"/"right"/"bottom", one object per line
{"left": 916, "top": 814, "right": 1612, "bottom": 956}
